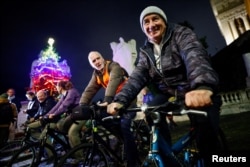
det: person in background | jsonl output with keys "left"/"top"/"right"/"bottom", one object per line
{"left": 23, "top": 91, "right": 40, "bottom": 121}
{"left": 141, "top": 87, "right": 154, "bottom": 104}
{"left": 0, "top": 93, "right": 17, "bottom": 147}
{"left": 66, "top": 51, "right": 139, "bottom": 166}
{"left": 6, "top": 88, "right": 22, "bottom": 141}
{"left": 44, "top": 80, "right": 82, "bottom": 147}
{"left": 6, "top": 88, "right": 22, "bottom": 113}
{"left": 27, "top": 89, "right": 56, "bottom": 139}
{"left": 107, "top": 6, "right": 222, "bottom": 166}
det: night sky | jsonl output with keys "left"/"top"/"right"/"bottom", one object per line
{"left": 0, "top": 0, "right": 226, "bottom": 101}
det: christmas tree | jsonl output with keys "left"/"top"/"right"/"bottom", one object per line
{"left": 30, "top": 38, "right": 71, "bottom": 95}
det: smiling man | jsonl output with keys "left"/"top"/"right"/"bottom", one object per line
{"left": 107, "top": 6, "right": 222, "bottom": 166}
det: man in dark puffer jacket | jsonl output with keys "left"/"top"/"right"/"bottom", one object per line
{"left": 108, "top": 6, "right": 222, "bottom": 166}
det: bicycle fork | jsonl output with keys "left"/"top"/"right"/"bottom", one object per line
{"left": 143, "top": 111, "right": 183, "bottom": 167}
{"left": 142, "top": 125, "right": 164, "bottom": 167}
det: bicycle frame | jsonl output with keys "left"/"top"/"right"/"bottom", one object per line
{"left": 143, "top": 111, "right": 180, "bottom": 167}
{"left": 44, "top": 124, "right": 71, "bottom": 151}
{"left": 26, "top": 122, "right": 71, "bottom": 165}
{"left": 143, "top": 112, "right": 203, "bottom": 167}
{"left": 127, "top": 102, "right": 206, "bottom": 167}
{"left": 143, "top": 117, "right": 165, "bottom": 167}
{"left": 34, "top": 122, "right": 71, "bottom": 161}
{"left": 89, "top": 119, "right": 125, "bottom": 165}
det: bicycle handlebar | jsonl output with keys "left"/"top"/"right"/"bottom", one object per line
{"left": 101, "top": 101, "right": 207, "bottom": 122}
{"left": 96, "top": 99, "right": 208, "bottom": 123}
{"left": 124, "top": 101, "right": 207, "bottom": 117}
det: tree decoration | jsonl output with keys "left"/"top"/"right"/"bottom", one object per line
{"left": 30, "top": 38, "right": 71, "bottom": 95}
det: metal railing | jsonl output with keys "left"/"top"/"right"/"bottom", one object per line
{"left": 219, "top": 88, "right": 250, "bottom": 114}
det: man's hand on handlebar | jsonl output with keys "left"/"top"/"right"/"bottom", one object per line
{"left": 185, "top": 89, "right": 213, "bottom": 108}
{"left": 107, "top": 102, "right": 123, "bottom": 115}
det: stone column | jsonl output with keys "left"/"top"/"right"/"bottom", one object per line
{"left": 229, "top": 19, "right": 238, "bottom": 40}
{"left": 242, "top": 15, "right": 250, "bottom": 30}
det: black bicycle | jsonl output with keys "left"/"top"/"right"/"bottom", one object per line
{"left": 57, "top": 105, "right": 148, "bottom": 167}
{"left": 0, "top": 124, "right": 39, "bottom": 167}
{"left": 7, "top": 117, "right": 71, "bottom": 167}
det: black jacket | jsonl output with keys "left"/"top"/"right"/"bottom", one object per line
{"left": 34, "top": 96, "right": 56, "bottom": 119}
{"left": 114, "top": 23, "right": 219, "bottom": 107}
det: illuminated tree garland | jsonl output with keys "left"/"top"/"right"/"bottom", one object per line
{"left": 30, "top": 38, "right": 71, "bottom": 95}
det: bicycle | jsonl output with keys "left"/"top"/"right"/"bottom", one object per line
{"left": 125, "top": 100, "right": 227, "bottom": 167}
{"left": 7, "top": 117, "right": 72, "bottom": 167}
{"left": 0, "top": 124, "right": 38, "bottom": 166}
{"left": 57, "top": 104, "right": 148, "bottom": 167}
{"left": 0, "top": 140, "right": 24, "bottom": 166}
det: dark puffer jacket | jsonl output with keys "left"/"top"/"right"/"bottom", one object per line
{"left": 114, "top": 23, "right": 219, "bottom": 107}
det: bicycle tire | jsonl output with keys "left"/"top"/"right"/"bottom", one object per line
{"left": 57, "top": 143, "right": 109, "bottom": 167}
{"left": 8, "top": 142, "right": 57, "bottom": 167}
{"left": 0, "top": 140, "right": 24, "bottom": 166}
{"left": 132, "top": 119, "right": 150, "bottom": 163}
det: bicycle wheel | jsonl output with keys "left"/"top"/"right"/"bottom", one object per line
{"left": 0, "top": 140, "right": 24, "bottom": 166}
{"left": 57, "top": 143, "right": 109, "bottom": 167}
{"left": 8, "top": 142, "right": 57, "bottom": 167}
{"left": 132, "top": 120, "right": 150, "bottom": 163}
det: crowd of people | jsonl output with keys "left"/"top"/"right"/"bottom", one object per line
{"left": 0, "top": 6, "right": 223, "bottom": 166}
